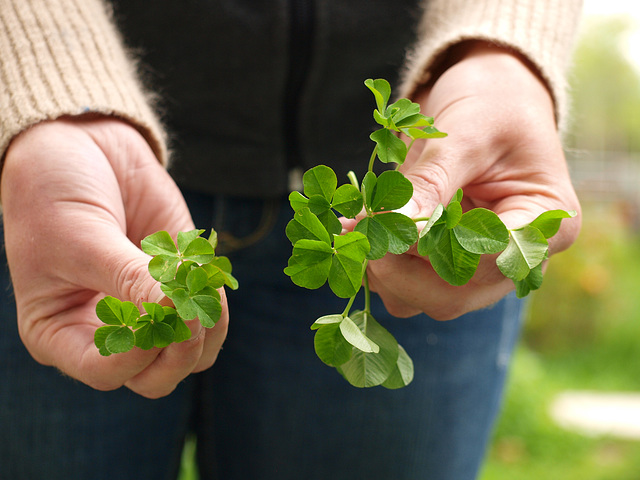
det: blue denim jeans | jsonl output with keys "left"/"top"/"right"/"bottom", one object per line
{"left": 0, "top": 192, "right": 524, "bottom": 479}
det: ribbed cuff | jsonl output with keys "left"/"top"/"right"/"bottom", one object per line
{"left": 0, "top": 0, "right": 167, "bottom": 164}
{"left": 399, "top": 0, "right": 583, "bottom": 129}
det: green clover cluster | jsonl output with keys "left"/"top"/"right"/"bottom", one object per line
{"left": 284, "top": 79, "right": 576, "bottom": 389}
{"left": 94, "top": 229, "right": 237, "bottom": 356}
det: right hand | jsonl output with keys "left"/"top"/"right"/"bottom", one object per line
{"left": 1, "top": 115, "right": 229, "bottom": 398}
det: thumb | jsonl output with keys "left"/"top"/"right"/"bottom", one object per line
{"left": 100, "top": 238, "right": 167, "bottom": 308}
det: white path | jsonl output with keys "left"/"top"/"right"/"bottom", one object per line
{"left": 550, "top": 391, "right": 640, "bottom": 439}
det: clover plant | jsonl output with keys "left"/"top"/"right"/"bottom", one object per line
{"left": 283, "top": 78, "right": 576, "bottom": 389}
{"left": 94, "top": 229, "right": 237, "bottom": 356}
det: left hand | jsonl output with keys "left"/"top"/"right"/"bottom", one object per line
{"left": 365, "top": 42, "right": 581, "bottom": 320}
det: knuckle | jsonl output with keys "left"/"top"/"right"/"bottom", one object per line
{"left": 406, "top": 161, "right": 451, "bottom": 206}
{"left": 131, "top": 383, "right": 178, "bottom": 400}
{"left": 113, "top": 256, "right": 155, "bottom": 306}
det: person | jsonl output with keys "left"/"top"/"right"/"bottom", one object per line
{"left": 0, "top": 0, "right": 582, "bottom": 478}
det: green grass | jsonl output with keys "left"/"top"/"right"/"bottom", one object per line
{"left": 178, "top": 434, "right": 199, "bottom": 480}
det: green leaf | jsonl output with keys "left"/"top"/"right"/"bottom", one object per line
{"left": 285, "top": 207, "right": 332, "bottom": 245}
{"left": 514, "top": 262, "right": 544, "bottom": 298}
{"left": 329, "top": 233, "right": 370, "bottom": 298}
{"left": 307, "top": 195, "right": 331, "bottom": 215}
{"left": 361, "top": 172, "right": 377, "bottom": 209}
{"left": 148, "top": 254, "right": 180, "bottom": 282}
{"left": 291, "top": 239, "right": 335, "bottom": 265}
{"left": 210, "top": 256, "right": 232, "bottom": 274}
{"left": 303, "top": 165, "right": 337, "bottom": 202}
{"left": 373, "top": 212, "right": 418, "bottom": 255}
{"left": 203, "top": 259, "right": 240, "bottom": 290}
{"left": 381, "top": 345, "right": 414, "bottom": 389}
{"left": 94, "top": 325, "right": 119, "bottom": 356}
{"left": 354, "top": 216, "right": 389, "bottom": 260}
{"left": 182, "top": 237, "right": 215, "bottom": 264}
{"left": 388, "top": 98, "right": 421, "bottom": 125}
{"left": 401, "top": 125, "right": 448, "bottom": 140}
{"left": 338, "top": 311, "right": 399, "bottom": 388}
{"left": 288, "top": 190, "right": 309, "bottom": 212}
{"left": 104, "top": 326, "right": 135, "bottom": 354}
{"left": 141, "top": 231, "right": 178, "bottom": 256}
{"left": 393, "top": 109, "right": 424, "bottom": 127}
{"left": 454, "top": 208, "right": 510, "bottom": 254}
{"left": 134, "top": 317, "right": 175, "bottom": 350}
{"left": 95, "top": 296, "right": 140, "bottom": 327}
{"left": 222, "top": 271, "right": 239, "bottom": 290}
{"left": 369, "top": 170, "right": 413, "bottom": 212}
{"left": 496, "top": 226, "right": 549, "bottom": 281}
{"left": 177, "top": 230, "right": 205, "bottom": 253}
{"left": 314, "top": 322, "right": 353, "bottom": 367}
{"left": 529, "top": 209, "right": 577, "bottom": 239}
{"left": 191, "top": 295, "right": 222, "bottom": 328}
{"left": 133, "top": 321, "right": 156, "bottom": 350}
{"left": 200, "top": 263, "right": 225, "bottom": 289}
{"left": 284, "top": 240, "right": 333, "bottom": 290}
{"left": 373, "top": 108, "right": 390, "bottom": 128}
{"left": 164, "top": 309, "right": 192, "bottom": 343}
{"left": 417, "top": 221, "right": 445, "bottom": 257}
{"left": 315, "top": 208, "right": 343, "bottom": 237}
{"left": 186, "top": 266, "right": 209, "bottom": 294}
{"left": 170, "top": 288, "right": 197, "bottom": 320}
{"left": 207, "top": 229, "right": 218, "bottom": 250}
{"left": 370, "top": 128, "right": 408, "bottom": 165}
{"left": 340, "top": 315, "right": 379, "bottom": 353}
{"left": 332, "top": 184, "right": 364, "bottom": 218}
{"left": 141, "top": 302, "right": 165, "bottom": 321}
{"left": 445, "top": 201, "right": 463, "bottom": 229}
{"left": 418, "top": 203, "right": 445, "bottom": 239}
{"left": 427, "top": 227, "right": 481, "bottom": 286}
{"left": 311, "top": 314, "right": 344, "bottom": 330}
{"left": 364, "top": 78, "right": 391, "bottom": 113}
{"left": 284, "top": 258, "right": 329, "bottom": 290}
{"left": 174, "top": 260, "right": 196, "bottom": 287}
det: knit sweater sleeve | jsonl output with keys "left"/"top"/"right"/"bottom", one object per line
{"left": 0, "top": 0, "right": 167, "bottom": 164}
{"left": 399, "top": 0, "right": 584, "bottom": 128}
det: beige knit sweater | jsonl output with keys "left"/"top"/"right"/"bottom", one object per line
{"left": 0, "top": 0, "right": 583, "bottom": 166}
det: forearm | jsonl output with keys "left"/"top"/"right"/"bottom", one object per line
{"left": 400, "top": 0, "right": 583, "bottom": 129}
{"left": 0, "top": 0, "right": 166, "bottom": 165}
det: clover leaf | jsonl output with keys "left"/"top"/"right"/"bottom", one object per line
{"left": 95, "top": 229, "right": 235, "bottom": 355}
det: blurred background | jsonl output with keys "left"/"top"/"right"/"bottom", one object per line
{"left": 480, "top": 1, "right": 640, "bottom": 478}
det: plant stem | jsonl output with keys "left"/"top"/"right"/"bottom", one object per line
{"left": 363, "top": 260, "right": 371, "bottom": 314}
{"left": 342, "top": 294, "right": 357, "bottom": 318}
{"left": 347, "top": 170, "right": 360, "bottom": 189}
{"left": 368, "top": 146, "right": 378, "bottom": 173}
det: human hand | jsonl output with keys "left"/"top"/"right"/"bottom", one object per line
{"left": 365, "top": 42, "right": 581, "bottom": 320}
{"left": 1, "top": 116, "right": 228, "bottom": 398}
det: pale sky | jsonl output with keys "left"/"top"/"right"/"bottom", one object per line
{"left": 583, "top": 0, "right": 640, "bottom": 17}
{"left": 582, "top": 0, "right": 640, "bottom": 71}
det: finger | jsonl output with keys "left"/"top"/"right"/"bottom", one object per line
{"left": 124, "top": 293, "right": 229, "bottom": 398}
{"left": 191, "top": 289, "right": 229, "bottom": 373}
{"left": 123, "top": 325, "right": 206, "bottom": 399}
{"left": 367, "top": 253, "right": 513, "bottom": 320}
